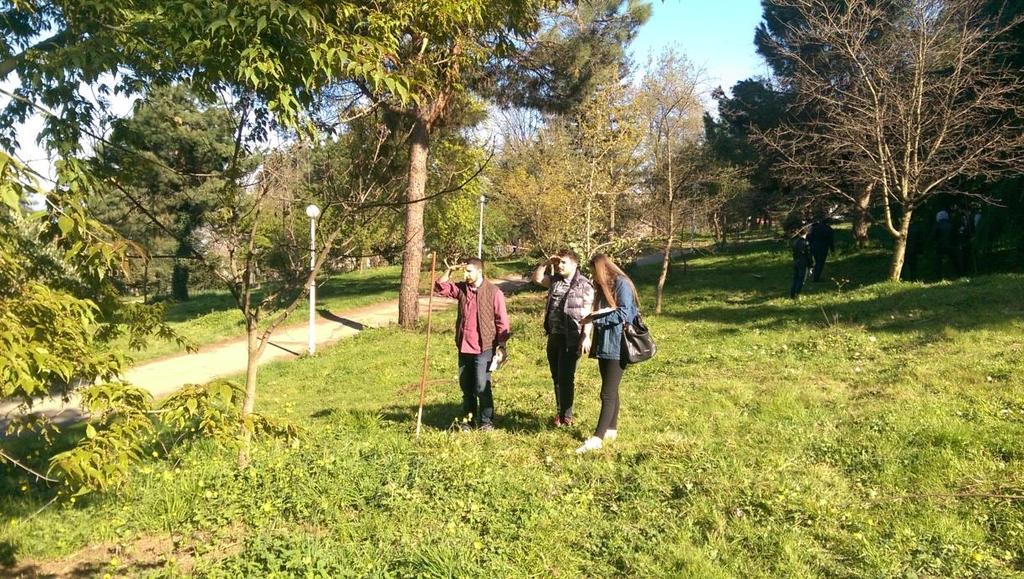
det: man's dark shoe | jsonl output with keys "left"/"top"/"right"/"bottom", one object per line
{"left": 459, "top": 422, "right": 474, "bottom": 432}
{"left": 479, "top": 423, "right": 495, "bottom": 432}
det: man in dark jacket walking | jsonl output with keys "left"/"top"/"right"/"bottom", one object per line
{"left": 932, "top": 210, "right": 959, "bottom": 279}
{"left": 434, "top": 258, "right": 510, "bottom": 431}
{"left": 807, "top": 217, "right": 835, "bottom": 282}
{"left": 790, "top": 225, "right": 812, "bottom": 299}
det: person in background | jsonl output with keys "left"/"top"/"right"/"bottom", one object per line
{"left": 575, "top": 254, "right": 638, "bottom": 454}
{"left": 532, "top": 249, "right": 595, "bottom": 427}
{"left": 790, "top": 224, "right": 812, "bottom": 299}
{"left": 902, "top": 219, "right": 925, "bottom": 281}
{"left": 807, "top": 216, "right": 835, "bottom": 282}
{"left": 433, "top": 258, "right": 510, "bottom": 431}
{"left": 932, "top": 210, "right": 959, "bottom": 279}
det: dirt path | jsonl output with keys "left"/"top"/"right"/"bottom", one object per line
{"left": 0, "top": 277, "right": 529, "bottom": 425}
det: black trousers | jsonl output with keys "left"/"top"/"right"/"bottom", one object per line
{"left": 595, "top": 347, "right": 627, "bottom": 438}
{"left": 790, "top": 263, "right": 808, "bottom": 298}
{"left": 546, "top": 334, "right": 580, "bottom": 421}
{"left": 811, "top": 249, "right": 829, "bottom": 282}
{"left": 458, "top": 349, "right": 494, "bottom": 425}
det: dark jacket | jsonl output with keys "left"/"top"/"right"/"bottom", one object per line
{"left": 933, "top": 218, "right": 955, "bottom": 250}
{"left": 807, "top": 222, "right": 835, "bottom": 254}
{"left": 590, "top": 276, "right": 638, "bottom": 361}
{"left": 791, "top": 236, "right": 812, "bottom": 267}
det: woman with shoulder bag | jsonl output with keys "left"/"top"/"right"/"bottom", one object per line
{"left": 575, "top": 253, "right": 640, "bottom": 454}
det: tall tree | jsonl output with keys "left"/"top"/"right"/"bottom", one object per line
{"left": 491, "top": 0, "right": 652, "bottom": 115}
{"left": 760, "top": 0, "right": 1024, "bottom": 280}
{"left": 354, "top": 0, "right": 549, "bottom": 328}
{"left": 637, "top": 49, "right": 705, "bottom": 314}
{"left": 92, "top": 85, "right": 238, "bottom": 301}
{"left": 754, "top": 0, "right": 906, "bottom": 245}
{"left": 569, "top": 71, "right": 646, "bottom": 253}
{"left": 705, "top": 78, "right": 792, "bottom": 233}
{"left": 1, "top": 0, "right": 414, "bottom": 478}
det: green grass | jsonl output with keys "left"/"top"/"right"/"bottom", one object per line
{"left": 3, "top": 238, "right": 1023, "bottom": 577}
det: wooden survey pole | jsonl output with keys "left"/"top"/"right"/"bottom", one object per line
{"left": 415, "top": 252, "right": 437, "bottom": 437}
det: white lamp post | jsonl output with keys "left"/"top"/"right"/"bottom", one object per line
{"left": 477, "top": 194, "right": 487, "bottom": 259}
{"left": 305, "top": 204, "right": 321, "bottom": 355}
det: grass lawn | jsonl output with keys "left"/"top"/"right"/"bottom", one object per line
{"left": 2, "top": 238, "right": 1022, "bottom": 577}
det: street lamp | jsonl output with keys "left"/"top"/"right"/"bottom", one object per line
{"left": 477, "top": 194, "right": 487, "bottom": 259}
{"left": 305, "top": 204, "right": 321, "bottom": 355}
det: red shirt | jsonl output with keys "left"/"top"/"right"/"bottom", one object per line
{"left": 433, "top": 280, "right": 510, "bottom": 354}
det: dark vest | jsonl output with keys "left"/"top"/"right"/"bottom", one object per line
{"left": 543, "top": 271, "right": 593, "bottom": 345}
{"left": 456, "top": 280, "right": 498, "bottom": 351}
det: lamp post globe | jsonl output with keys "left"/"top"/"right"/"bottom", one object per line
{"left": 305, "top": 204, "right": 321, "bottom": 219}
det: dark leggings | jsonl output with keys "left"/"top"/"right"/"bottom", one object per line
{"left": 595, "top": 356, "right": 627, "bottom": 438}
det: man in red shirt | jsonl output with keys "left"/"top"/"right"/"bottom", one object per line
{"left": 433, "top": 258, "right": 511, "bottom": 431}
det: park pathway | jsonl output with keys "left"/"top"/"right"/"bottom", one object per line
{"left": 0, "top": 277, "right": 529, "bottom": 425}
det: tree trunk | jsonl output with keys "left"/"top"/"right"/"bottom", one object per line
{"left": 656, "top": 151, "right": 674, "bottom": 315}
{"left": 655, "top": 233, "right": 673, "bottom": 315}
{"left": 398, "top": 115, "right": 431, "bottom": 329}
{"left": 888, "top": 209, "right": 913, "bottom": 281}
{"left": 238, "top": 323, "right": 261, "bottom": 467}
{"left": 853, "top": 183, "right": 875, "bottom": 248}
{"left": 171, "top": 261, "right": 190, "bottom": 301}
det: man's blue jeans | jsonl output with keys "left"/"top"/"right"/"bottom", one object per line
{"left": 458, "top": 349, "right": 494, "bottom": 425}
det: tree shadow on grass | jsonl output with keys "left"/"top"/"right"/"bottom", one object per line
{"left": 623, "top": 233, "right": 1022, "bottom": 336}
{"left": 379, "top": 402, "right": 546, "bottom": 434}
{"left": 159, "top": 271, "right": 400, "bottom": 324}
{"left": 316, "top": 308, "right": 365, "bottom": 330}
{"left": 667, "top": 273, "right": 1024, "bottom": 337}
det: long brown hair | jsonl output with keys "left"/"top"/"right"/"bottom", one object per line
{"left": 589, "top": 253, "right": 640, "bottom": 309}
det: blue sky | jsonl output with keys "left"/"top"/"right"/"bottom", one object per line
{"left": 629, "top": 0, "right": 769, "bottom": 94}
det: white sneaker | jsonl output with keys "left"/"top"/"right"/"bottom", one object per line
{"left": 575, "top": 436, "right": 603, "bottom": 454}
{"left": 604, "top": 429, "right": 618, "bottom": 442}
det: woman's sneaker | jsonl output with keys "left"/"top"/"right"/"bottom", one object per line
{"left": 575, "top": 436, "right": 603, "bottom": 454}
{"left": 604, "top": 429, "right": 618, "bottom": 442}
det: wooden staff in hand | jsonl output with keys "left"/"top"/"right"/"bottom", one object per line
{"left": 416, "top": 252, "right": 437, "bottom": 437}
